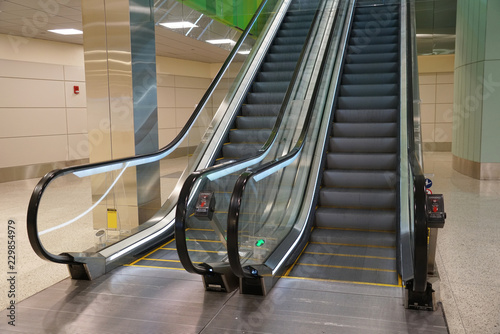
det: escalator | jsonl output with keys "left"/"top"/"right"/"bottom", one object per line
{"left": 226, "top": 0, "right": 445, "bottom": 311}
{"left": 286, "top": 2, "right": 400, "bottom": 286}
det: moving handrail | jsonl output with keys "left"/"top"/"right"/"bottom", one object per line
{"left": 175, "top": 5, "right": 323, "bottom": 276}
{"left": 26, "top": 0, "right": 281, "bottom": 269}
{"left": 226, "top": 0, "right": 348, "bottom": 287}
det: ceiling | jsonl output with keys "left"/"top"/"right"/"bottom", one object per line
{"left": 0, "top": 0, "right": 457, "bottom": 62}
{"left": 0, "top": 0, "right": 231, "bottom": 63}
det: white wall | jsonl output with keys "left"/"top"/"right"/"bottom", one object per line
{"left": 0, "top": 34, "right": 220, "bottom": 169}
{"left": 418, "top": 55, "right": 455, "bottom": 151}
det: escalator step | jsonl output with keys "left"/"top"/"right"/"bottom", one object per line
{"left": 236, "top": 116, "right": 276, "bottom": 129}
{"left": 326, "top": 152, "right": 397, "bottom": 170}
{"left": 337, "top": 95, "right": 398, "bottom": 109}
{"left": 309, "top": 228, "right": 396, "bottom": 248}
{"left": 262, "top": 61, "right": 297, "bottom": 72}
{"left": 340, "top": 83, "right": 398, "bottom": 96}
{"left": 281, "top": 21, "right": 314, "bottom": 31}
{"left": 333, "top": 122, "right": 397, "bottom": 137}
{"left": 349, "top": 35, "right": 398, "bottom": 45}
{"left": 247, "top": 92, "right": 285, "bottom": 104}
{"left": 315, "top": 207, "right": 396, "bottom": 232}
{"left": 253, "top": 81, "right": 290, "bottom": 93}
{"left": 319, "top": 188, "right": 396, "bottom": 209}
{"left": 348, "top": 43, "right": 398, "bottom": 54}
{"left": 322, "top": 170, "right": 398, "bottom": 189}
{"left": 329, "top": 137, "right": 397, "bottom": 153}
{"left": 269, "top": 44, "right": 305, "bottom": 54}
{"left": 277, "top": 29, "right": 309, "bottom": 38}
{"left": 355, "top": 6, "right": 398, "bottom": 15}
{"left": 241, "top": 104, "right": 281, "bottom": 117}
{"left": 343, "top": 62, "right": 398, "bottom": 74}
{"left": 274, "top": 36, "right": 307, "bottom": 46}
{"left": 335, "top": 109, "right": 397, "bottom": 123}
{"left": 222, "top": 143, "right": 263, "bottom": 159}
{"left": 353, "top": 19, "right": 398, "bottom": 29}
{"left": 354, "top": 13, "right": 399, "bottom": 22}
{"left": 266, "top": 52, "right": 301, "bottom": 63}
{"left": 342, "top": 73, "right": 397, "bottom": 85}
{"left": 229, "top": 129, "right": 272, "bottom": 143}
{"left": 345, "top": 52, "right": 398, "bottom": 64}
{"left": 350, "top": 27, "right": 398, "bottom": 37}
{"left": 284, "top": 13, "right": 315, "bottom": 23}
{"left": 258, "top": 70, "right": 294, "bottom": 82}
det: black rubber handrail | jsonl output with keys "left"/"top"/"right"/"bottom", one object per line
{"left": 26, "top": 0, "right": 275, "bottom": 266}
{"left": 226, "top": 3, "right": 340, "bottom": 279}
{"left": 405, "top": 0, "right": 428, "bottom": 293}
{"left": 175, "top": 7, "right": 322, "bottom": 276}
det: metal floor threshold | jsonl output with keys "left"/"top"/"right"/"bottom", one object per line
{"left": 0, "top": 265, "right": 448, "bottom": 333}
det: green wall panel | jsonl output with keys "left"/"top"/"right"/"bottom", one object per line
{"left": 180, "top": 0, "right": 263, "bottom": 30}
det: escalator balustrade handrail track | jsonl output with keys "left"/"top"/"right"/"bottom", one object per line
{"left": 175, "top": 7, "right": 322, "bottom": 276}
{"left": 26, "top": 0, "right": 275, "bottom": 266}
{"left": 226, "top": 3, "right": 341, "bottom": 279}
{"left": 405, "top": 0, "right": 428, "bottom": 293}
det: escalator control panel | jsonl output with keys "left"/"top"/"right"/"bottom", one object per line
{"left": 426, "top": 194, "right": 446, "bottom": 228}
{"left": 195, "top": 191, "right": 215, "bottom": 221}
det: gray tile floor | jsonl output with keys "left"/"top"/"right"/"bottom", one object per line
{"left": 0, "top": 152, "right": 498, "bottom": 333}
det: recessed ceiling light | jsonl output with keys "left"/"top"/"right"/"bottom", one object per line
{"left": 48, "top": 29, "right": 83, "bottom": 35}
{"left": 206, "top": 39, "right": 235, "bottom": 45}
{"left": 160, "top": 21, "right": 197, "bottom": 29}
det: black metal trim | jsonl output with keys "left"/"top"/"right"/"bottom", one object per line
{"left": 175, "top": 6, "right": 323, "bottom": 276}
{"left": 226, "top": 3, "right": 343, "bottom": 279}
{"left": 26, "top": 0, "right": 272, "bottom": 266}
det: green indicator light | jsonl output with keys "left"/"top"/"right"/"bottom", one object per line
{"left": 255, "top": 239, "right": 265, "bottom": 247}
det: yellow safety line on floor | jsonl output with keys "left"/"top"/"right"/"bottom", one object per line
{"left": 142, "top": 258, "right": 203, "bottom": 264}
{"left": 187, "top": 239, "right": 222, "bottom": 243}
{"left": 124, "top": 264, "right": 184, "bottom": 270}
{"left": 284, "top": 242, "right": 309, "bottom": 277}
{"left": 161, "top": 247, "right": 224, "bottom": 254}
{"left": 315, "top": 226, "right": 396, "bottom": 234}
{"left": 283, "top": 275, "right": 402, "bottom": 288}
{"left": 293, "top": 262, "right": 397, "bottom": 272}
{"left": 304, "top": 251, "right": 396, "bottom": 260}
{"left": 310, "top": 241, "right": 396, "bottom": 249}
{"left": 128, "top": 238, "right": 175, "bottom": 266}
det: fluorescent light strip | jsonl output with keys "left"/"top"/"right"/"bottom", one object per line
{"left": 48, "top": 29, "right": 83, "bottom": 35}
{"left": 206, "top": 39, "right": 235, "bottom": 45}
{"left": 238, "top": 50, "right": 251, "bottom": 55}
{"left": 160, "top": 21, "right": 197, "bottom": 29}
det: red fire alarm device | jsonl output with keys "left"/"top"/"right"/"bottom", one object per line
{"left": 74, "top": 85, "right": 80, "bottom": 94}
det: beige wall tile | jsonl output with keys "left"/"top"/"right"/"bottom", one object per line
{"left": 158, "top": 108, "right": 177, "bottom": 129}
{"left": 67, "top": 108, "right": 87, "bottom": 134}
{"left": 158, "top": 128, "right": 178, "bottom": 147}
{"left": 175, "top": 108, "right": 194, "bottom": 128}
{"left": 174, "top": 75, "right": 211, "bottom": 89}
{"left": 0, "top": 135, "right": 68, "bottom": 168}
{"left": 435, "top": 123, "right": 453, "bottom": 142}
{"left": 68, "top": 133, "right": 90, "bottom": 159}
{"left": 419, "top": 84, "right": 436, "bottom": 104}
{"left": 435, "top": 103, "right": 454, "bottom": 123}
{"left": 64, "top": 65, "right": 85, "bottom": 81}
{"left": 157, "top": 87, "right": 175, "bottom": 108}
{"left": 0, "top": 59, "right": 63, "bottom": 80}
{"left": 436, "top": 83, "right": 454, "bottom": 104}
{"left": 420, "top": 104, "right": 436, "bottom": 123}
{"left": 157, "top": 74, "right": 175, "bottom": 87}
{"left": 421, "top": 123, "right": 435, "bottom": 142}
{"left": 65, "top": 82, "right": 87, "bottom": 108}
{"left": 0, "top": 77, "right": 65, "bottom": 107}
{"left": 0, "top": 108, "right": 67, "bottom": 138}
{"left": 419, "top": 73, "right": 437, "bottom": 85}
{"left": 437, "top": 72, "right": 454, "bottom": 84}
{"left": 175, "top": 87, "right": 205, "bottom": 108}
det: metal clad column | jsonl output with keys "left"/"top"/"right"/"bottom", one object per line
{"left": 82, "top": 0, "right": 160, "bottom": 235}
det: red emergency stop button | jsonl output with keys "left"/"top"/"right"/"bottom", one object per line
{"left": 432, "top": 206, "right": 438, "bottom": 212}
